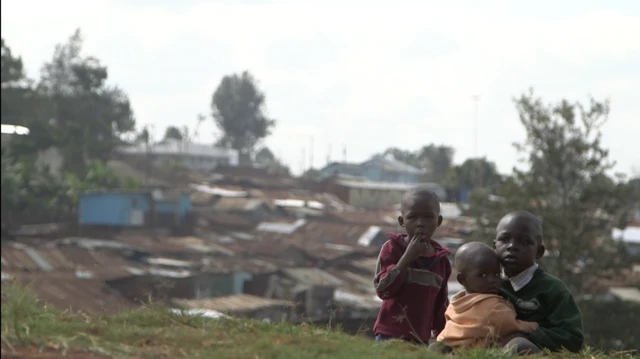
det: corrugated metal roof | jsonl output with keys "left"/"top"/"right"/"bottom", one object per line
{"left": 174, "top": 294, "right": 291, "bottom": 313}
{"left": 255, "top": 219, "right": 396, "bottom": 248}
{"left": 2, "top": 272, "right": 138, "bottom": 313}
{"left": 197, "top": 212, "right": 255, "bottom": 229}
{"left": 324, "top": 268, "right": 374, "bottom": 293}
{"left": 257, "top": 219, "right": 306, "bottom": 234}
{"left": 1, "top": 245, "right": 138, "bottom": 279}
{"left": 201, "top": 257, "right": 279, "bottom": 274}
{"left": 350, "top": 258, "right": 378, "bottom": 274}
{"left": 363, "top": 156, "right": 423, "bottom": 174}
{"left": 333, "top": 289, "right": 381, "bottom": 310}
{"left": 613, "top": 226, "right": 640, "bottom": 244}
{"left": 357, "top": 226, "right": 382, "bottom": 246}
{"left": 281, "top": 268, "right": 343, "bottom": 287}
{"left": 190, "top": 184, "right": 248, "bottom": 198}
{"left": 609, "top": 287, "right": 640, "bottom": 303}
{"left": 212, "top": 197, "right": 267, "bottom": 212}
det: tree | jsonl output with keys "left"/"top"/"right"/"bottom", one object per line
{"left": 255, "top": 147, "right": 276, "bottom": 165}
{"left": 419, "top": 144, "right": 455, "bottom": 183}
{"left": 468, "top": 89, "right": 636, "bottom": 295}
{"left": 211, "top": 71, "right": 275, "bottom": 164}
{"left": 163, "top": 126, "right": 183, "bottom": 141}
{"left": 38, "top": 29, "right": 136, "bottom": 171}
{"left": 446, "top": 157, "right": 502, "bottom": 189}
{"left": 135, "top": 127, "right": 150, "bottom": 145}
{"left": 1, "top": 39, "right": 56, "bottom": 159}
{"left": 1, "top": 39, "right": 25, "bottom": 84}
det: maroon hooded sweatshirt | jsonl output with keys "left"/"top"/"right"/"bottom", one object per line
{"left": 373, "top": 233, "right": 451, "bottom": 342}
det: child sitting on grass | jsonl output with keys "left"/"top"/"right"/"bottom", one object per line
{"left": 435, "top": 242, "right": 538, "bottom": 351}
{"left": 494, "top": 211, "right": 585, "bottom": 355}
{"left": 373, "top": 187, "right": 451, "bottom": 344}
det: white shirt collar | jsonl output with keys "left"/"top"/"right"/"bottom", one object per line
{"left": 502, "top": 263, "right": 539, "bottom": 292}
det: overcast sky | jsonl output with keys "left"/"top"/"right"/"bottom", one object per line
{"left": 2, "top": 0, "right": 639, "bottom": 176}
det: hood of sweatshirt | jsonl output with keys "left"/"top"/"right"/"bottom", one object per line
{"left": 449, "top": 291, "right": 504, "bottom": 313}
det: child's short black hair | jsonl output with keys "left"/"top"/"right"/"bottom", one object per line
{"left": 454, "top": 241, "right": 496, "bottom": 273}
{"left": 499, "top": 210, "right": 543, "bottom": 244}
{"left": 400, "top": 187, "right": 441, "bottom": 214}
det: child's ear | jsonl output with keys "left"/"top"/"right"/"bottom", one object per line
{"left": 456, "top": 272, "right": 466, "bottom": 286}
{"left": 437, "top": 215, "right": 443, "bottom": 227}
{"left": 397, "top": 216, "right": 404, "bottom": 227}
{"left": 536, "top": 241, "right": 546, "bottom": 259}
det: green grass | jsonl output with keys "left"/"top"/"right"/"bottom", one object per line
{"left": 1, "top": 282, "right": 638, "bottom": 359}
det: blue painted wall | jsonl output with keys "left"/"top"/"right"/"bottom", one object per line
{"left": 79, "top": 192, "right": 150, "bottom": 226}
{"left": 79, "top": 192, "right": 191, "bottom": 226}
{"left": 178, "top": 194, "right": 191, "bottom": 220}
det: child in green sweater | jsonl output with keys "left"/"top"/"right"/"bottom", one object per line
{"left": 493, "top": 211, "right": 584, "bottom": 355}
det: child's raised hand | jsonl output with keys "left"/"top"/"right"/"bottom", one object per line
{"left": 405, "top": 234, "right": 431, "bottom": 261}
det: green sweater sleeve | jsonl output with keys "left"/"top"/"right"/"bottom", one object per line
{"left": 527, "top": 291, "right": 585, "bottom": 353}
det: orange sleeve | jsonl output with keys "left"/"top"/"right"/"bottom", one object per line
{"left": 485, "top": 300, "right": 538, "bottom": 337}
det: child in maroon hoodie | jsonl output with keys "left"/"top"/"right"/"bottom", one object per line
{"left": 373, "top": 187, "right": 451, "bottom": 344}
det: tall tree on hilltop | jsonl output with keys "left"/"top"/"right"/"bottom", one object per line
{"left": 211, "top": 71, "right": 275, "bottom": 165}
{"left": 446, "top": 157, "right": 502, "bottom": 190}
{"left": 255, "top": 147, "right": 276, "bottom": 165}
{"left": 39, "top": 29, "right": 136, "bottom": 171}
{"left": 163, "top": 126, "right": 183, "bottom": 141}
{"left": 419, "top": 144, "right": 455, "bottom": 183}
{"left": 468, "top": 89, "right": 636, "bottom": 294}
{"left": 1, "top": 39, "right": 25, "bottom": 84}
{"left": 1, "top": 39, "right": 55, "bottom": 155}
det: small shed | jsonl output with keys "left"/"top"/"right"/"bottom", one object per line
{"left": 79, "top": 189, "right": 191, "bottom": 227}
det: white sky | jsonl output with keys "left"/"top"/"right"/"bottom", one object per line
{"left": 2, "top": 0, "right": 639, "bottom": 177}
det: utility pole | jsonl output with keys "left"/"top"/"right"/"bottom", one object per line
{"left": 472, "top": 95, "right": 481, "bottom": 188}
{"left": 309, "top": 136, "right": 314, "bottom": 171}
{"left": 301, "top": 147, "right": 306, "bottom": 175}
{"left": 473, "top": 95, "right": 480, "bottom": 158}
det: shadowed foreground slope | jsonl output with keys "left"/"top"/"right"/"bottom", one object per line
{"left": 1, "top": 283, "right": 637, "bottom": 359}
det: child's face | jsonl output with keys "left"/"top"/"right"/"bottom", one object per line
{"left": 398, "top": 195, "right": 442, "bottom": 242}
{"left": 459, "top": 254, "right": 501, "bottom": 294}
{"left": 493, "top": 215, "right": 545, "bottom": 277}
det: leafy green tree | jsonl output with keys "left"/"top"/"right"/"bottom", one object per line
{"left": 38, "top": 29, "right": 136, "bottom": 171}
{"left": 211, "top": 71, "right": 275, "bottom": 164}
{"left": 419, "top": 145, "right": 455, "bottom": 183}
{"left": 163, "top": 126, "right": 183, "bottom": 141}
{"left": 1, "top": 39, "right": 54, "bottom": 151}
{"left": 255, "top": 147, "right": 276, "bottom": 165}
{"left": 446, "top": 157, "right": 502, "bottom": 190}
{"left": 1, "top": 39, "right": 25, "bottom": 84}
{"left": 468, "top": 89, "right": 637, "bottom": 294}
{"left": 135, "top": 127, "right": 151, "bottom": 145}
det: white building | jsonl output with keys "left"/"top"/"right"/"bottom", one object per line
{"left": 116, "top": 139, "right": 239, "bottom": 171}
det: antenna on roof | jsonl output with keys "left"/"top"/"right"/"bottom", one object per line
{"left": 301, "top": 147, "right": 306, "bottom": 174}
{"left": 342, "top": 144, "right": 347, "bottom": 163}
{"left": 327, "top": 143, "right": 332, "bottom": 165}
{"left": 309, "top": 136, "right": 314, "bottom": 170}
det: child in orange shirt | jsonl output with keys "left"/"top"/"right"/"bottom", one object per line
{"left": 434, "top": 242, "right": 538, "bottom": 351}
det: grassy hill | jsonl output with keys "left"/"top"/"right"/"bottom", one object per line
{"left": 1, "top": 282, "right": 637, "bottom": 359}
